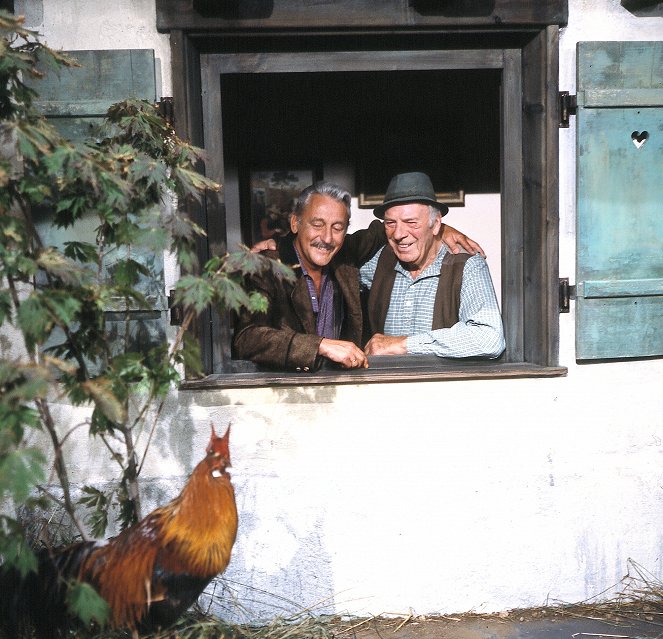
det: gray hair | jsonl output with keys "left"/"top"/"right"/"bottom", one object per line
{"left": 293, "top": 181, "right": 352, "bottom": 221}
{"left": 428, "top": 205, "right": 442, "bottom": 228}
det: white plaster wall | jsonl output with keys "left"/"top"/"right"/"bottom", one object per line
{"left": 12, "top": 0, "right": 663, "bottom": 624}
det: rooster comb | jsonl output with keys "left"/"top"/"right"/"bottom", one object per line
{"left": 207, "top": 422, "right": 231, "bottom": 460}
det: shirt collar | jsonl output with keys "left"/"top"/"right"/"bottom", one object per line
{"left": 393, "top": 244, "right": 449, "bottom": 279}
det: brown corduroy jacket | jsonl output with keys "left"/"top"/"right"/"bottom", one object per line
{"left": 232, "top": 220, "right": 385, "bottom": 372}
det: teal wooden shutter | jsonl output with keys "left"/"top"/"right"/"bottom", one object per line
{"left": 30, "top": 50, "right": 167, "bottom": 355}
{"left": 32, "top": 50, "right": 157, "bottom": 141}
{"left": 576, "top": 42, "right": 663, "bottom": 360}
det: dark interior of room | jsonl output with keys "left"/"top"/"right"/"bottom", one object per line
{"left": 220, "top": 69, "right": 501, "bottom": 243}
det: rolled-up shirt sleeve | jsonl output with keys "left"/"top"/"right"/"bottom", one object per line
{"left": 406, "top": 256, "right": 505, "bottom": 358}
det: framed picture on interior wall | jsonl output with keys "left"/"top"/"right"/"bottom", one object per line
{"left": 357, "top": 188, "right": 466, "bottom": 208}
{"left": 248, "top": 169, "right": 316, "bottom": 243}
{"left": 357, "top": 165, "right": 465, "bottom": 208}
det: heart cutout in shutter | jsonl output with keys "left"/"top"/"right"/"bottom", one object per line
{"left": 631, "top": 130, "right": 649, "bottom": 149}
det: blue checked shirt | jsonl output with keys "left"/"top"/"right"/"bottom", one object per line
{"left": 360, "top": 245, "right": 506, "bottom": 358}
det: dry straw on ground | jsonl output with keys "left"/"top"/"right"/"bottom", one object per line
{"left": 52, "top": 558, "right": 663, "bottom": 638}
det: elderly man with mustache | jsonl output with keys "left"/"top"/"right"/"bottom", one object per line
{"left": 232, "top": 181, "right": 480, "bottom": 372}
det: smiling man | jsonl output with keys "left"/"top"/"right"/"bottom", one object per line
{"left": 361, "top": 172, "right": 506, "bottom": 359}
{"left": 233, "top": 181, "right": 381, "bottom": 371}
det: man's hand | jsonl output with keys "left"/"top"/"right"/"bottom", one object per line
{"left": 441, "top": 224, "right": 485, "bottom": 257}
{"left": 319, "top": 338, "right": 369, "bottom": 369}
{"left": 250, "top": 239, "right": 277, "bottom": 253}
{"left": 364, "top": 333, "right": 407, "bottom": 356}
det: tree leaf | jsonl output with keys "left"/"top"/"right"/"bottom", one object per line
{"left": 66, "top": 580, "right": 109, "bottom": 628}
{"left": 0, "top": 448, "right": 46, "bottom": 503}
{"left": 248, "top": 290, "right": 269, "bottom": 313}
{"left": 0, "top": 516, "right": 38, "bottom": 578}
{"left": 37, "top": 247, "right": 92, "bottom": 286}
{"left": 81, "top": 377, "right": 126, "bottom": 426}
{"left": 109, "top": 258, "right": 149, "bottom": 288}
{"left": 78, "top": 485, "right": 109, "bottom": 538}
{"left": 63, "top": 240, "right": 98, "bottom": 263}
{"left": 212, "top": 276, "right": 252, "bottom": 313}
{"left": 173, "top": 275, "right": 214, "bottom": 314}
{"left": 17, "top": 291, "right": 82, "bottom": 348}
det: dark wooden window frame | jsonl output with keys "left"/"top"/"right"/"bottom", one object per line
{"left": 162, "top": 8, "right": 567, "bottom": 387}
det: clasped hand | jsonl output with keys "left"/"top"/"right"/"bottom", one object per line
{"left": 363, "top": 333, "right": 407, "bottom": 356}
{"left": 318, "top": 338, "right": 368, "bottom": 369}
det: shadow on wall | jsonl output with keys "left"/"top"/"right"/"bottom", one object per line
{"left": 169, "top": 384, "right": 342, "bottom": 622}
{"left": 620, "top": 0, "right": 663, "bottom": 15}
{"left": 193, "top": 0, "right": 274, "bottom": 19}
{"left": 411, "top": 0, "right": 496, "bottom": 16}
{"left": 188, "top": 384, "right": 341, "bottom": 408}
{"left": 206, "top": 510, "right": 336, "bottom": 623}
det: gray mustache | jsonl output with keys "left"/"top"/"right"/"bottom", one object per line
{"left": 311, "top": 240, "right": 336, "bottom": 251}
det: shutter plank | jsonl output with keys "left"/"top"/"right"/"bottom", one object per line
{"left": 34, "top": 49, "right": 156, "bottom": 117}
{"left": 582, "top": 278, "right": 663, "bottom": 298}
{"left": 579, "top": 88, "right": 663, "bottom": 107}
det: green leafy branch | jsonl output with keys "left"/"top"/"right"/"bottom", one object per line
{"left": 0, "top": 9, "right": 293, "bottom": 592}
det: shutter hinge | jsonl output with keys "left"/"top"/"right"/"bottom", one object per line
{"left": 559, "top": 278, "right": 576, "bottom": 313}
{"left": 559, "top": 91, "right": 577, "bottom": 128}
{"left": 168, "top": 289, "right": 183, "bottom": 325}
{"left": 157, "top": 97, "right": 174, "bottom": 126}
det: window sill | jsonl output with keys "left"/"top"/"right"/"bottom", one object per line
{"left": 180, "top": 356, "right": 567, "bottom": 390}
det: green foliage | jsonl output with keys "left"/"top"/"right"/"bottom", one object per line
{"left": 0, "top": 515, "right": 38, "bottom": 578}
{"left": 78, "top": 486, "right": 110, "bottom": 539}
{"left": 66, "top": 580, "right": 110, "bottom": 628}
{"left": 0, "top": 9, "right": 293, "bottom": 629}
{"left": 0, "top": 448, "right": 46, "bottom": 503}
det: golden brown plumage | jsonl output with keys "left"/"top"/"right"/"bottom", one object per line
{"left": 0, "top": 424, "right": 238, "bottom": 638}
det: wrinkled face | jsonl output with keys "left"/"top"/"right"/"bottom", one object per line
{"left": 291, "top": 194, "right": 349, "bottom": 272}
{"left": 383, "top": 203, "right": 442, "bottom": 272}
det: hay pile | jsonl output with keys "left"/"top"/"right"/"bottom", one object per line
{"left": 78, "top": 559, "right": 663, "bottom": 638}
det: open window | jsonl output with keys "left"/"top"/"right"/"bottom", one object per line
{"left": 159, "top": 2, "right": 567, "bottom": 386}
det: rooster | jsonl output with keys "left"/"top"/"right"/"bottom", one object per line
{"left": 0, "top": 424, "right": 238, "bottom": 638}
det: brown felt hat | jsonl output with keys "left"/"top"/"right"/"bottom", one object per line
{"left": 373, "top": 172, "right": 449, "bottom": 219}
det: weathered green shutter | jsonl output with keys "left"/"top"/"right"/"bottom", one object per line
{"left": 30, "top": 50, "right": 167, "bottom": 355}
{"left": 33, "top": 49, "right": 157, "bottom": 140}
{"left": 576, "top": 42, "right": 663, "bottom": 360}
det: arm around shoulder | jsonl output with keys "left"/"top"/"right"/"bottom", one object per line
{"left": 340, "top": 219, "right": 386, "bottom": 265}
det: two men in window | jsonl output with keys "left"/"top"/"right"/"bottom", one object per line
{"left": 232, "top": 172, "right": 505, "bottom": 371}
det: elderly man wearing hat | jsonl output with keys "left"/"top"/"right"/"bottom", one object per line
{"left": 361, "top": 171, "right": 505, "bottom": 358}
